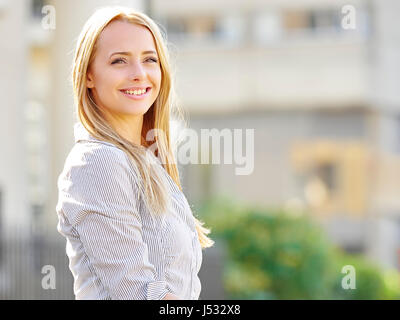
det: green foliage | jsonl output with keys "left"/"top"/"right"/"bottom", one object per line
{"left": 198, "top": 197, "right": 400, "bottom": 300}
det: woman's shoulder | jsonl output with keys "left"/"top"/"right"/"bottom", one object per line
{"left": 67, "top": 140, "right": 130, "bottom": 169}
{"left": 59, "top": 140, "right": 139, "bottom": 189}
{"left": 56, "top": 140, "right": 142, "bottom": 227}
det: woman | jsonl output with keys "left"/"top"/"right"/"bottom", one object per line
{"left": 56, "top": 6, "right": 214, "bottom": 300}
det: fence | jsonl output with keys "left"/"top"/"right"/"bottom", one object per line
{"left": 0, "top": 231, "right": 74, "bottom": 299}
{"left": 0, "top": 230, "right": 225, "bottom": 300}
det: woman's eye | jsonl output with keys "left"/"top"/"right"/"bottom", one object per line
{"left": 111, "top": 58, "right": 125, "bottom": 64}
{"left": 111, "top": 57, "right": 158, "bottom": 65}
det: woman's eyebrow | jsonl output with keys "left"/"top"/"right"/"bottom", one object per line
{"left": 109, "top": 50, "right": 157, "bottom": 58}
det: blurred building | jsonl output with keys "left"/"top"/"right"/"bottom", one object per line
{"left": 150, "top": 0, "right": 400, "bottom": 270}
{"left": 0, "top": 0, "right": 31, "bottom": 297}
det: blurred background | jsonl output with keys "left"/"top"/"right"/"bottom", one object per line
{"left": 1, "top": 0, "right": 400, "bottom": 299}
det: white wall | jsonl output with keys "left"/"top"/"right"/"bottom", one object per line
{"left": 0, "top": 0, "right": 30, "bottom": 236}
{"left": 365, "top": 0, "right": 400, "bottom": 269}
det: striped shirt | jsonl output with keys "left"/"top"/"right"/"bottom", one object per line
{"left": 56, "top": 122, "right": 202, "bottom": 300}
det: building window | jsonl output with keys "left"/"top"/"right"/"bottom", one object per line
{"left": 252, "top": 11, "right": 282, "bottom": 44}
{"left": 31, "top": 0, "right": 46, "bottom": 19}
{"left": 309, "top": 9, "right": 341, "bottom": 33}
{"left": 316, "top": 163, "right": 337, "bottom": 192}
{"left": 283, "top": 8, "right": 342, "bottom": 34}
{"left": 163, "top": 15, "right": 218, "bottom": 41}
{"left": 282, "top": 9, "right": 310, "bottom": 31}
{"left": 282, "top": 7, "right": 369, "bottom": 38}
{"left": 290, "top": 141, "right": 368, "bottom": 216}
{"left": 216, "top": 14, "right": 246, "bottom": 44}
{"left": 303, "top": 163, "right": 337, "bottom": 210}
{"left": 161, "top": 14, "right": 247, "bottom": 45}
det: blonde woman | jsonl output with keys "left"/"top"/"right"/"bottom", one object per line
{"left": 56, "top": 6, "right": 214, "bottom": 300}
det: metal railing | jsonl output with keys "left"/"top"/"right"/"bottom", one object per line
{"left": 0, "top": 230, "right": 225, "bottom": 300}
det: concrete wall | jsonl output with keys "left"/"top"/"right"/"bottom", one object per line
{"left": 0, "top": 0, "right": 30, "bottom": 236}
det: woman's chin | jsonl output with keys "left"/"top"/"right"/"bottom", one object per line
{"left": 120, "top": 105, "right": 152, "bottom": 116}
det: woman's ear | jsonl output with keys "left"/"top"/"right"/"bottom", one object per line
{"left": 86, "top": 70, "right": 95, "bottom": 89}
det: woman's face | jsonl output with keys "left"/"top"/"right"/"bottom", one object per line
{"left": 86, "top": 20, "right": 161, "bottom": 120}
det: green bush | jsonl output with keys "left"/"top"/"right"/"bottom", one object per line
{"left": 198, "top": 197, "right": 400, "bottom": 300}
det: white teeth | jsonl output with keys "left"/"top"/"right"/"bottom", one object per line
{"left": 124, "top": 88, "right": 146, "bottom": 96}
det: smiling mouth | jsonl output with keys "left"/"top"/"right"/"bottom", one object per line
{"left": 120, "top": 87, "right": 151, "bottom": 96}
{"left": 120, "top": 87, "right": 152, "bottom": 100}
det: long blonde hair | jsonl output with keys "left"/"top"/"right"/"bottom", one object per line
{"left": 72, "top": 6, "right": 214, "bottom": 248}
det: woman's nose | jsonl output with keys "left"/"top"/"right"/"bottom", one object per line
{"left": 128, "top": 61, "right": 146, "bottom": 80}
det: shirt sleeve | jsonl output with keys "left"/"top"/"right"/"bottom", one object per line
{"left": 57, "top": 143, "right": 170, "bottom": 300}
